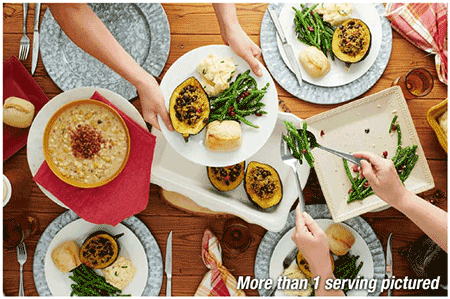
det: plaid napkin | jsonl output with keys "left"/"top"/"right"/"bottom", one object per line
{"left": 195, "top": 229, "right": 246, "bottom": 297}
{"left": 34, "top": 91, "right": 156, "bottom": 226}
{"left": 386, "top": 3, "right": 448, "bottom": 85}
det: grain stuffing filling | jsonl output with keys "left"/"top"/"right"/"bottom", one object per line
{"left": 210, "top": 164, "right": 243, "bottom": 186}
{"left": 47, "top": 104, "right": 127, "bottom": 184}
{"left": 248, "top": 166, "right": 278, "bottom": 199}
{"left": 173, "top": 84, "right": 208, "bottom": 127}
{"left": 337, "top": 21, "right": 367, "bottom": 56}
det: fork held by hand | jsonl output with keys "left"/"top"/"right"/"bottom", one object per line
{"left": 280, "top": 134, "right": 306, "bottom": 212}
{"left": 19, "top": 3, "right": 30, "bottom": 60}
{"left": 17, "top": 242, "right": 28, "bottom": 296}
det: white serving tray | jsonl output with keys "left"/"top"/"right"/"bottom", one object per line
{"left": 307, "top": 86, "right": 435, "bottom": 222}
{"left": 151, "top": 112, "right": 310, "bottom": 232}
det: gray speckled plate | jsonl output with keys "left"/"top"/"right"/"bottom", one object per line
{"left": 40, "top": 3, "right": 170, "bottom": 100}
{"left": 261, "top": 3, "right": 392, "bottom": 104}
{"left": 33, "top": 210, "right": 163, "bottom": 296}
{"left": 254, "top": 204, "right": 385, "bottom": 296}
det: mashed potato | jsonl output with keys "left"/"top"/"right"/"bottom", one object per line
{"left": 314, "top": 3, "right": 353, "bottom": 26}
{"left": 102, "top": 256, "right": 136, "bottom": 290}
{"left": 197, "top": 54, "right": 236, "bottom": 96}
{"left": 281, "top": 262, "right": 313, "bottom": 296}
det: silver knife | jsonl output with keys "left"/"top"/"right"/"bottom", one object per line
{"left": 31, "top": 3, "right": 41, "bottom": 75}
{"left": 165, "top": 231, "right": 173, "bottom": 297}
{"left": 268, "top": 7, "right": 303, "bottom": 87}
{"left": 386, "top": 233, "right": 393, "bottom": 296}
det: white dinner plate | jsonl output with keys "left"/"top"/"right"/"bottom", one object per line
{"left": 44, "top": 219, "right": 148, "bottom": 296}
{"left": 276, "top": 3, "right": 382, "bottom": 87}
{"left": 269, "top": 219, "right": 373, "bottom": 296}
{"left": 158, "top": 45, "right": 279, "bottom": 167}
{"left": 27, "top": 87, "right": 147, "bottom": 208}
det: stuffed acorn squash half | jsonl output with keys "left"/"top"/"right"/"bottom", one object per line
{"left": 79, "top": 231, "right": 123, "bottom": 269}
{"left": 169, "top": 77, "right": 210, "bottom": 142}
{"left": 332, "top": 19, "right": 371, "bottom": 65}
{"left": 244, "top": 161, "right": 283, "bottom": 209}
{"left": 207, "top": 162, "right": 245, "bottom": 192}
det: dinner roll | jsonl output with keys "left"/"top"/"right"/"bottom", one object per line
{"left": 326, "top": 223, "right": 355, "bottom": 256}
{"left": 205, "top": 120, "right": 242, "bottom": 152}
{"left": 3, "top": 96, "right": 35, "bottom": 128}
{"left": 298, "top": 46, "right": 331, "bottom": 78}
{"left": 51, "top": 240, "right": 82, "bottom": 272}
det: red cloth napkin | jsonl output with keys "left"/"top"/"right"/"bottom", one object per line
{"left": 195, "top": 229, "right": 245, "bottom": 296}
{"left": 34, "top": 91, "right": 156, "bottom": 226}
{"left": 386, "top": 3, "right": 448, "bottom": 85}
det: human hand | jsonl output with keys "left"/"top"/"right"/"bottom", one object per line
{"left": 291, "top": 206, "right": 333, "bottom": 277}
{"left": 222, "top": 25, "right": 263, "bottom": 77}
{"left": 353, "top": 151, "right": 408, "bottom": 208}
{"left": 135, "top": 74, "right": 173, "bottom": 131}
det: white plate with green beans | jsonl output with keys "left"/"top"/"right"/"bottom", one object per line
{"left": 269, "top": 219, "right": 373, "bottom": 296}
{"left": 158, "top": 45, "right": 278, "bottom": 167}
{"left": 43, "top": 219, "right": 148, "bottom": 296}
{"left": 276, "top": 3, "right": 382, "bottom": 87}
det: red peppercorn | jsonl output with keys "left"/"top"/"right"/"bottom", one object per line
{"left": 383, "top": 151, "right": 388, "bottom": 158}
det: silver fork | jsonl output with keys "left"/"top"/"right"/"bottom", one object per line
{"left": 17, "top": 242, "right": 27, "bottom": 296}
{"left": 280, "top": 134, "right": 305, "bottom": 212}
{"left": 19, "top": 3, "right": 30, "bottom": 60}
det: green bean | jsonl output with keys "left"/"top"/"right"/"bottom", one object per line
{"left": 234, "top": 114, "right": 259, "bottom": 128}
{"left": 343, "top": 159, "right": 363, "bottom": 200}
{"left": 389, "top": 115, "right": 398, "bottom": 133}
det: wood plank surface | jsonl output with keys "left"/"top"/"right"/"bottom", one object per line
{"left": 3, "top": 3, "right": 447, "bottom": 297}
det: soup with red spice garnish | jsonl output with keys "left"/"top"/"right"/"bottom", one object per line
{"left": 47, "top": 103, "right": 128, "bottom": 184}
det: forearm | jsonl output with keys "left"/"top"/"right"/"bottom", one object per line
{"left": 48, "top": 4, "right": 153, "bottom": 88}
{"left": 397, "top": 190, "right": 447, "bottom": 252}
{"left": 212, "top": 3, "right": 240, "bottom": 40}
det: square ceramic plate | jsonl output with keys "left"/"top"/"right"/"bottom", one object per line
{"left": 306, "top": 86, "right": 434, "bottom": 222}
{"left": 151, "top": 112, "right": 310, "bottom": 232}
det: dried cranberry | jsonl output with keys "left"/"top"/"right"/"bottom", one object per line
{"left": 320, "top": 130, "right": 325, "bottom": 137}
{"left": 197, "top": 108, "right": 202, "bottom": 113}
{"left": 255, "top": 112, "right": 263, "bottom": 117}
{"left": 352, "top": 165, "right": 359, "bottom": 172}
{"left": 348, "top": 188, "right": 353, "bottom": 194}
{"left": 382, "top": 151, "right": 388, "bottom": 158}
{"left": 223, "top": 176, "right": 230, "bottom": 181}
{"left": 392, "top": 124, "right": 397, "bottom": 131}
{"left": 364, "top": 181, "right": 370, "bottom": 188}
{"left": 230, "top": 111, "right": 236, "bottom": 117}
{"left": 308, "top": 26, "right": 314, "bottom": 32}
{"left": 228, "top": 107, "right": 234, "bottom": 112}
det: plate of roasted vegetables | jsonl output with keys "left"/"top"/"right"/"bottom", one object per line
{"left": 275, "top": 3, "right": 382, "bottom": 87}
{"left": 33, "top": 211, "right": 163, "bottom": 296}
{"left": 158, "top": 45, "right": 278, "bottom": 167}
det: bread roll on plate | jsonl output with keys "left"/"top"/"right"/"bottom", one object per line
{"left": 205, "top": 120, "right": 242, "bottom": 152}
{"left": 326, "top": 223, "right": 355, "bottom": 256}
{"left": 51, "top": 240, "right": 82, "bottom": 272}
{"left": 3, "top": 96, "right": 35, "bottom": 128}
{"left": 298, "top": 46, "right": 331, "bottom": 78}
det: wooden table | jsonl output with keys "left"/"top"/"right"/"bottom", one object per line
{"left": 3, "top": 3, "right": 447, "bottom": 296}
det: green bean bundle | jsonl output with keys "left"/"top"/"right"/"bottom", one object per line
{"left": 346, "top": 116, "right": 419, "bottom": 203}
{"left": 69, "top": 264, "right": 130, "bottom": 297}
{"left": 282, "top": 121, "right": 315, "bottom": 168}
{"left": 292, "top": 4, "right": 335, "bottom": 59}
{"left": 333, "top": 253, "right": 364, "bottom": 293}
{"left": 208, "top": 70, "right": 269, "bottom": 129}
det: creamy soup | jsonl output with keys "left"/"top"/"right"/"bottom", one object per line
{"left": 47, "top": 103, "right": 128, "bottom": 184}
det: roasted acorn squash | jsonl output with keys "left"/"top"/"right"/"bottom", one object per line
{"left": 332, "top": 19, "right": 371, "bottom": 65}
{"left": 80, "top": 231, "right": 123, "bottom": 269}
{"left": 169, "top": 77, "right": 210, "bottom": 142}
{"left": 244, "top": 161, "right": 283, "bottom": 209}
{"left": 296, "top": 250, "right": 334, "bottom": 279}
{"left": 207, "top": 161, "right": 245, "bottom": 191}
